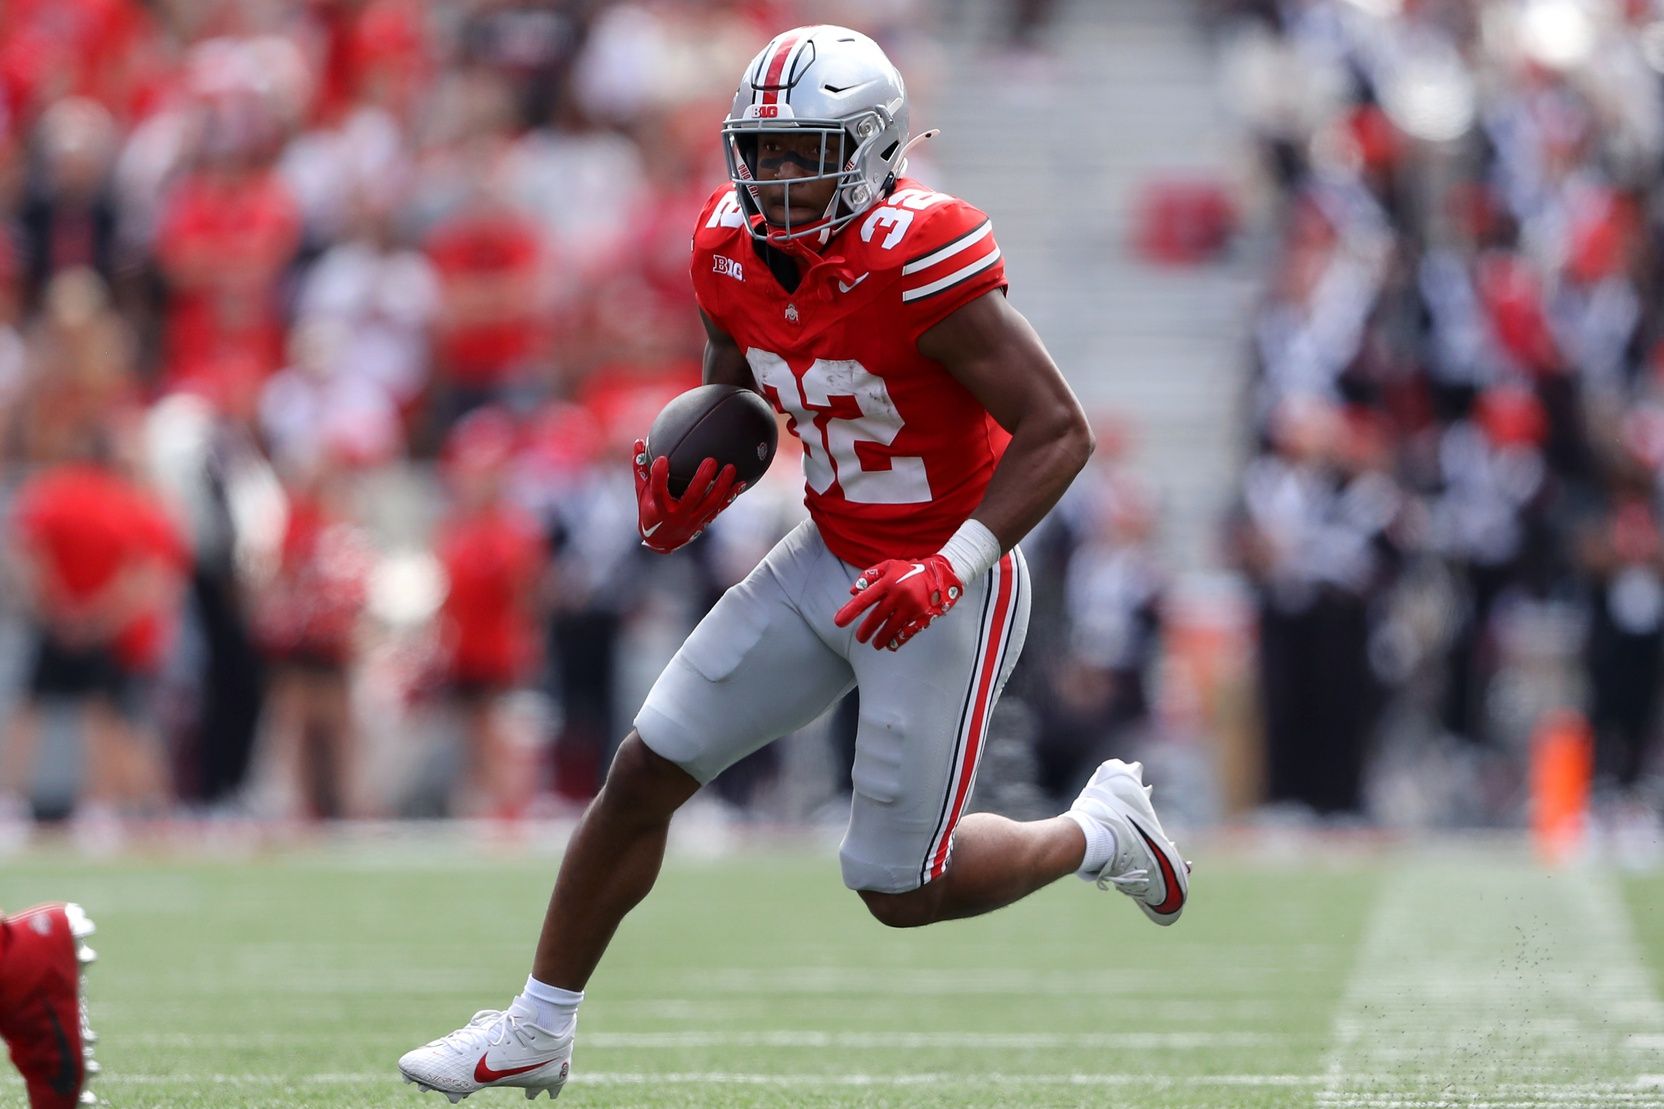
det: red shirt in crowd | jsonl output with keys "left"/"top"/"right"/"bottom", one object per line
{"left": 13, "top": 464, "right": 133, "bottom": 613}
{"left": 425, "top": 209, "right": 542, "bottom": 388}
{"left": 0, "top": 0, "right": 165, "bottom": 124}
{"left": 11, "top": 463, "right": 188, "bottom": 672}
{"left": 312, "top": 0, "right": 430, "bottom": 122}
{"left": 437, "top": 503, "right": 543, "bottom": 687}
{"left": 155, "top": 168, "right": 302, "bottom": 399}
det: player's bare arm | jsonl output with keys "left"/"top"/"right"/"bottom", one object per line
{"left": 917, "top": 289, "right": 1095, "bottom": 551}
{"left": 699, "top": 308, "right": 753, "bottom": 390}
{"left": 836, "top": 289, "right": 1093, "bottom": 651}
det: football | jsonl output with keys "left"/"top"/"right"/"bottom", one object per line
{"left": 647, "top": 384, "right": 778, "bottom": 497}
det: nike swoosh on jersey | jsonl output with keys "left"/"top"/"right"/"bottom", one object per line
{"left": 474, "top": 1054, "right": 562, "bottom": 1083}
{"left": 837, "top": 273, "right": 870, "bottom": 293}
{"left": 895, "top": 563, "right": 927, "bottom": 584}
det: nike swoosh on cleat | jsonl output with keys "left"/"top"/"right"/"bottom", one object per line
{"left": 475, "top": 1055, "right": 562, "bottom": 1083}
{"left": 1126, "top": 817, "right": 1185, "bottom": 916}
{"left": 641, "top": 522, "right": 661, "bottom": 538}
{"left": 46, "top": 1007, "right": 78, "bottom": 1096}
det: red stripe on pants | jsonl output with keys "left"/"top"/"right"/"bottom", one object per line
{"left": 927, "top": 553, "right": 1015, "bottom": 879}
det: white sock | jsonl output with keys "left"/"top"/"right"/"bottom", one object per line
{"left": 1064, "top": 809, "right": 1117, "bottom": 880}
{"left": 510, "top": 975, "right": 583, "bottom": 1034}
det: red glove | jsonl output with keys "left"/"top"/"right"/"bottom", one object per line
{"left": 833, "top": 554, "right": 964, "bottom": 651}
{"left": 633, "top": 439, "right": 742, "bottom": 553}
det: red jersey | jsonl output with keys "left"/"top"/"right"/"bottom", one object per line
{"left": 12, "top": 465, "right": 187, "bottom": 669}
{"left": 13, "top": 464, "right": 135, "bottom": 612}
{"left": 689, "top": 179, "right": 1009, "bottom": 567}
{"left": 438, "top": 504, "right": 544, "bottom": 686}
{"left": 426, "top": 210, "right": 542, "bottom": 387}
{"left": 155, "top": 169, "right": 302, "bottom": 390}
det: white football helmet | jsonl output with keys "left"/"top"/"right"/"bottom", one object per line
{"left": 723, "top": 25, "right": 911, "bottom": 244}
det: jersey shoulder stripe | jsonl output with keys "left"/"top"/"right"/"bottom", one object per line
{"left": 901, "top": 219, "right": 993, "bottom": 276}
{"left": 900, "top": 243, "right": 1003, "bottom": 302}
{"left": 889, "top": 189, "right": 1003, "bottom": 304}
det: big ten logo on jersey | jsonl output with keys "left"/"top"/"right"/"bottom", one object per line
{"left": 745, "top": 349, "right": 931, "bottom": 505}
{"left": 859, "top": 188, "right": 951, "bottom": 250}
{"left": 713, "top": 254, "right": 745, "bottom": 281}
{"left": 707, "top": 194, "right": 746, "bottom": 229}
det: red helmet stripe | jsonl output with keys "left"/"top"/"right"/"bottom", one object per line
{"left": 758, "top": 30, "right": 806, "bottom": 106}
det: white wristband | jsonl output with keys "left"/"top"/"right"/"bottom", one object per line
{"left": 937, "top": 519, "right": 1002, "bottom": 582}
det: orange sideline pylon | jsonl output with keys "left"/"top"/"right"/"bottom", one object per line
{"left": 1530, "top": 708, "right": 1593, "bottom": 865}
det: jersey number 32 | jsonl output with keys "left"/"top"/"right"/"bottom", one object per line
{"left": 746, "top": 350, "right": 931, "bottom": 505}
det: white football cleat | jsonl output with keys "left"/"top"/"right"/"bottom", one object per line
{"left": 1071, "top": 758, "right": 1190, "bottom": 925}
{"left": 398, "top": 1009, "right": 572, "bottom": 1102}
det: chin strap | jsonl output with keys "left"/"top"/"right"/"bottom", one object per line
{"left": 895, "top": 128, "right": 940, "bottom": 176}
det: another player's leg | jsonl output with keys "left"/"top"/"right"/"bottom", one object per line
{"left": 0, "top": 903, "right": 100, "bottom": 1108}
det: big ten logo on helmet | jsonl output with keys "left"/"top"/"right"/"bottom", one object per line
{"left": 713, "top": 255, "right": 745, "bottom": 281}
{"left": 744, "top": 104, "right": 792, "bottom": 119}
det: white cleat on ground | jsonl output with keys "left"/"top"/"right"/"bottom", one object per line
{"left": 1071, "top": 758, "right": 1190, "bottom": 925}
{"left": 399, "top": 1009, "right": 572, "bottom": 1102}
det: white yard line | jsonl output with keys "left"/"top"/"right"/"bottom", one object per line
{"left": 115, "top": 1029, "right": 1284, "bottom": 1049}
{"left": 80, "top": 1072, "right": 1328, "bottom": 1088}
{"left": 84, "top": 1072, "right": 1664, "bottom": 1093}
{"left": 107, "top": 966, "right": 1294, "bottom": 997}
{"left": 1318, "top": 854, "right": 1664, "bottom": 1107}
{"left": 670, "top": 966, "right": 1289, "bottom": 994}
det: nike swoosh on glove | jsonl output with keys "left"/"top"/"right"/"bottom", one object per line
{"left": 633, "top": 439, "right": 742, "bottom": 553}
{"left": 833, "top": 554, "right": 963, "bottom": 651}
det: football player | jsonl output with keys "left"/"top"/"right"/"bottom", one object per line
{"left": 0, "top": 903, "right": 99, "bottom": 1108}
{"left": 399, "top": 25, "right": 1189, "bottom": 1101}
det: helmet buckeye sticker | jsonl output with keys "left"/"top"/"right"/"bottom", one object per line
{"left": 752, "top": 31, "right": 813, "bottom": 109}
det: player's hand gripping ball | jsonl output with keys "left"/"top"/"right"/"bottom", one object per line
{"left": 633, "top": 384, "right": 777, "bottom": 554}
{"left": 834, "top": 554, "right": 963, "bottom": 651}
{"left": 632, "top": 442, "right": 741, "bottom": 554}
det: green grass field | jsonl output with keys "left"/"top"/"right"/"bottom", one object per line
{"left": 5, "top": 833, "right": 1664, "bottom": 1108}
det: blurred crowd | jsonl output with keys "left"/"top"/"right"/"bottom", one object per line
{"left": 1215, "top": 0, "right": 1664, "bottom": 835}
{"left": 0, "top": 0, "right": 1163, "bottom": 841}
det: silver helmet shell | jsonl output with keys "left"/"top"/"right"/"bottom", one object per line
{"left": 723, "top": 26, "right": 910, "bottom": 244}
